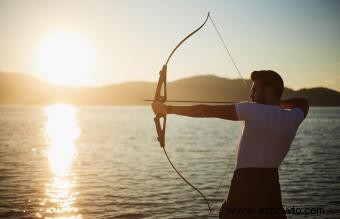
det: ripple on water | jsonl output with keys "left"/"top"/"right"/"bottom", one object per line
{"left": 0, "top": 106, "right": 339, "bottom": 218}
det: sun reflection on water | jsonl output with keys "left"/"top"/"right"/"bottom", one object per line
{"left": 42, "top": 104, "right": 81, "bottom": 219}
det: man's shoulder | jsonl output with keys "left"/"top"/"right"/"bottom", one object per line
{"left": 235, "top": 101, "right": 274, "bottom": 120}
{"left": 236, "top": 101, "right": 280, "bottom": 111}
{"left": 236, "top": 101, "right": 304, "bottom": 124}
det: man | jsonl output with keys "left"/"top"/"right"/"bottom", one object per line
{"left": 152, "top": 70, "right": 308, "bottom": 218}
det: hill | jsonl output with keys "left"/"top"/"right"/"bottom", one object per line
{"left": 0, "top": 72, "right": 339, "bottom": 106}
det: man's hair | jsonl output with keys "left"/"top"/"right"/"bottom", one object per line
{"left": 251, "top": 70, "right": 284, "bottom": 99}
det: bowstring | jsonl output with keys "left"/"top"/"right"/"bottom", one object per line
{"left": 209, "top": 168, "right": 229, "bottom": 213}
{"left": 206, "top": 13, "right": 249, "bottom": 213}
{"left": 208, "top": 13, "right": 248, "bottom": 86}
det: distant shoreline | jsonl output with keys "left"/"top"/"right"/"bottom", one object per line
{"left": 1, "top": 105, "right": 339, "bottom": 108}
{"left": 1, "top": 72, "right": 340, "bottom": 106}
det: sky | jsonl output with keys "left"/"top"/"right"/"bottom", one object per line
{"left": 0, "top": 0, "right": 339, "bottom": 91}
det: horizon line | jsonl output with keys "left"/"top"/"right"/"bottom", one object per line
{"left": 0, "top": 70, "right": 339, "bottom": 93}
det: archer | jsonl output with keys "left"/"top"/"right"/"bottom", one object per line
{"left": 152, "top": 70, "right": 309, "bottom": 219}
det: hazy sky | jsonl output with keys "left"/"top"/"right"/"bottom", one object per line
{"left": 0, "top": 0, "right": 339, "bottom": 91}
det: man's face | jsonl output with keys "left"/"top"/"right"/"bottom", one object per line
{"left": 250, "top": 80, "right": 266, "bottom": 103}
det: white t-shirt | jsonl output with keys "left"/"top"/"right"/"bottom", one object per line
{"left": 234, "top": 101, "right": 305, "bottom": 169}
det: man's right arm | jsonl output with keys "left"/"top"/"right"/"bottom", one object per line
{"left": 280, "top": 98, "right": 309, "bottom": 118}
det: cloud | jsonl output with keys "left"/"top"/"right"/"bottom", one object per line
{"left": 323, "top": 80, "right": 335, "bottom": 85}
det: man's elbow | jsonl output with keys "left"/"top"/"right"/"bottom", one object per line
{"left": 218, "top": 105, "right": 238, "bottom": 121}
{"left": 301, "top": 98, "right": 309, "bottom": 118}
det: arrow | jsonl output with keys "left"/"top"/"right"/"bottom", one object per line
{"left": 144, "top": 99, "right": 238, "bottom": 104}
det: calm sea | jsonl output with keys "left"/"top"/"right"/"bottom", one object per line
{"left": 0, "top": 105, "right": 339, "bottom": 219}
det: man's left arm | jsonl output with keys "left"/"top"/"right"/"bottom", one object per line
{"left": 152, "top": 102, "right": 238, "bottom": 121}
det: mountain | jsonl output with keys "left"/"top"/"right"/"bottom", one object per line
{"left": 0, "top": 72, "right": 339, "bottom": 106}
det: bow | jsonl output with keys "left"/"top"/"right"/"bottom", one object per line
{"left": 153, "top": 12, "right": 245, "bottom": 213}
{"left": 153, "top": 12, "right": 212, "bottom": 212}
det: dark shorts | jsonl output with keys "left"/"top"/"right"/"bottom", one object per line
{"left": 219, "top": 168, "right": 287, "bottom": 219}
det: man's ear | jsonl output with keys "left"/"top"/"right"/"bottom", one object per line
{"left": 264, "top": 86, "right": 275, "bottom": 99}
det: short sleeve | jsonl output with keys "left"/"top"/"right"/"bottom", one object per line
{"left": 235, "top": 101, "right": 255, "bottom": 121}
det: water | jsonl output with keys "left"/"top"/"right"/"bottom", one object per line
{"left": 0, "top": 105, "right": 339, "bottom": 218}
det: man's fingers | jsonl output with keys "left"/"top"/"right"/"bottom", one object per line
{"left": 152, "top": 101, "right": 166, "bottom": 115}
{"left": 151, "top": 102, "right": 158, "bottom": 113}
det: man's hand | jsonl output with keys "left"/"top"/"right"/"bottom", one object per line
{"left": 152, "top": 101, "right": 167, "bottom": 116}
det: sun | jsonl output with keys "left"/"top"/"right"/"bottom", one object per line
{"left": 37, "top": 30, "right": 94, "bottom": 86}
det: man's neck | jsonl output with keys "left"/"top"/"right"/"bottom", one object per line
{"left": 263, "top": 99, "right": 280, "bottom": 106}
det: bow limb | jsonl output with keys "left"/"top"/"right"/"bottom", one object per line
{"left": 165, "top": 12, "right": 210, "bottom": 65}
{"left": 162, "top": 148, "right": 212, "bottom": 212}
{"left": 154, "top": 11, "right": 209, "bottom": 148}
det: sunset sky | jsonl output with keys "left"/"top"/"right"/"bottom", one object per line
{"left": 0, "top": 0, "right": 339, "bottom": 91}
